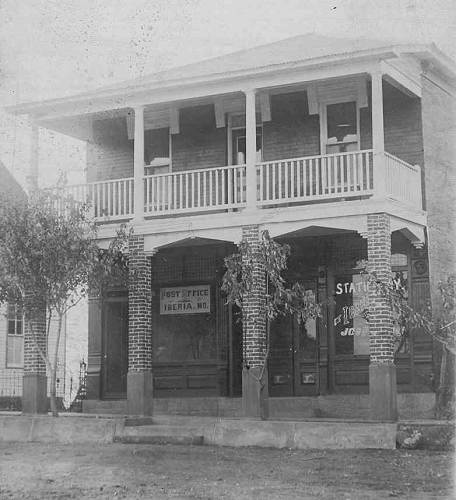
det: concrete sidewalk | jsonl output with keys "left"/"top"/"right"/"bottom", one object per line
{"left": 0, "top": 413, "right": 396, "bottom": 449}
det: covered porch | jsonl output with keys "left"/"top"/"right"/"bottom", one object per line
{"left": 50, "top": 65, "right": 425, "bottom": 223}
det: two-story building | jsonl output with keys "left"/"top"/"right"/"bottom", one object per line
{"left": 9, "top": 34, "right": 456, "bottom": 420}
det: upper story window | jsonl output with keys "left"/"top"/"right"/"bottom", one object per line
{"left": 6, "top": 303, "right": 24, "bottom": 368}
{"left": 323, "top": 100, "right": 359, "bottom": 154}
{"left": 228, "top": 113, "right": 263, "bottom": 165}
{"left": 144, "top": 128, "right": 171, "bottom": 175}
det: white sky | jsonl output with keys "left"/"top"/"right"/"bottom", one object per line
{"left": 1, "top": 0, "right": 455, "bottom": 187}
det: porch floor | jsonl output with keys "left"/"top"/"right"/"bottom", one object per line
{"left": 82, "top": 392, "right": 436, "bottom": 420}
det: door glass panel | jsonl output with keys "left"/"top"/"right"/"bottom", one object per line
{"left": 297, "top": 318, "right": 317, "bottom": 359}
{"left": 334, "top": 274, "right": 369, "bottom": 355}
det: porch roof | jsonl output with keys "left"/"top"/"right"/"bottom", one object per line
{"left": 6, "top": 34, "right": 456, "bottom": 120}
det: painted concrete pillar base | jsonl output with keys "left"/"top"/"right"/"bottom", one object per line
{"left": 369, "top": 364, "right": 398, "bottom": 421}
{"left": 242, "top": 367, "right": 269, "bottom": 420}
{"left": 22, "top": 374, "right": 48, "bottom": 414}
{"left": 127, "top": 371, "right": 153, "bottom": 416}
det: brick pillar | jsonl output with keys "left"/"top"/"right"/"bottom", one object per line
{"left": 127, "top": 234, "right": 153, "bottom": 415}
{"left": 367, "top": 213, "right": 397, "bottom": 421}
{"left": 23, "top": 302, "right": 48, "bottom": 414}
{"left": 241, "top": 225, "right": 268, "bottom": 419}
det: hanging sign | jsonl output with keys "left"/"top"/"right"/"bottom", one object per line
{"left": 160, "top": 285, "right": 211, "bottom": 315}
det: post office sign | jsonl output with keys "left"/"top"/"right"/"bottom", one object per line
{"left": 160, "top": 285, "right": 211, "bottom": 315}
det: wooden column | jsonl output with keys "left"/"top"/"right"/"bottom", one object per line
{"left": 371, "top": 70, "right": 387, "bottom": 197}
{"left": 133, "top": 106, "right": 145, "bottom": 221}
{"left": 244, "top": 89, "right": 257, "bottom": 210}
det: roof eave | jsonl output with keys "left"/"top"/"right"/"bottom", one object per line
{"left": 5, "top": 47, "right": 399, "bottom": 118}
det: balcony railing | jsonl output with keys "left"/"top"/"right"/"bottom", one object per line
{"left": 144, "top": 164, "right": 246, "bottom": 216}
{"left": 384, "top": 152, "right": 422, "bottom": 209}
{"left": 257, "top": 150, "right": 373, "bottom": 206}
{"left": 61, "top": 150, "right": 422, "bottom": 221}
{"left": 64, "top": 177, "right": 134, "bottom": 220}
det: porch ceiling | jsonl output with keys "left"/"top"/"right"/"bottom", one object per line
{"left": 275, "top": 226, "right": 356, "bottom": 240}
{"left": 155, "top": 236, "right": 234, "bottom": 250}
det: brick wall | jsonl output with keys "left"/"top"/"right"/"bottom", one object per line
{"left": 128, "top": 234, "right": 152, "bottom": 371}
{"left": 172, "top": 104, "right": 226, "bottom": 171}
{"left": 421, "top": 73, "right": 456, "bottom": 313}
{"left": 241, "top": 226, "right": 267, "bottom": 368}
{"left": 87, "top": 117, "right": 133, "bottom": 182}
{"left": 367, "top": 213, "right": 394, "bottom": 365}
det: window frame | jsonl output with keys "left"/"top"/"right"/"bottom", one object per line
{"left": 6, "top": 303, "right": 24, "bottom": 369}
{"left": 227, "top": 113, "right": 263, "bottom": 166}
{"left": 319, "top": 98, "right": 361, "bottom": 155}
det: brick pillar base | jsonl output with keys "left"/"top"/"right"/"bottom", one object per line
{"left": 22, "top": 374, "right": 47, "bottom": 414}
{"left": 127, "top": 234, "right": 153, "bottom": 416}
{"left": 127, "top": 371, "right": 153, "bottom": 416}
{"left": 242, "top": 367, "right": 269, "bottom": 419}
{"left": 369, "top": 364, "right": 397, "bottom": 421}
{"left": 23, "top": 302, "right": 48, "bottom": 414}
{"left": 367, "top": 213, "right": 397, "bottom": 421}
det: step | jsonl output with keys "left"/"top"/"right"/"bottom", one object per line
{"left": 117, "top": 424, "right": 204, "bottom": 446}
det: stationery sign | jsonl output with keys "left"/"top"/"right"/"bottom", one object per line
{"left": 160, "top": 285, "right": 211, "bottom": 315}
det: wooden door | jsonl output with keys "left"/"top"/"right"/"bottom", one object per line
{"left": 292, "top": 281, "right": 319, "bottom": 396}
{"left": 269, "top": 280, "right": 320, "bottom": 396}
{"left": 102, "top": 297, "right": 128, "bottom": 399}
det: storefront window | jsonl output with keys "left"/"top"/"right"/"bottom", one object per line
{"left": 153, "top": 285, "right": 217, "bottom": 362}
{"left": 334, "top": 274, "right": 369, "bottom": 356}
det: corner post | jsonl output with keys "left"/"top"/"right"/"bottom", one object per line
{"left": 367, "top": 213, "right": 397, "bottom": 421}
{"left": 244, "top": 89, "right": 258, "bottom": 210}
{"left": 133, "top": 106, "right": 145, "bottom": 221}
{"left": 371, "top": 70, "right": 387, "bottom": 198}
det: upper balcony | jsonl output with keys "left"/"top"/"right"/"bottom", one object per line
{"left": 10, "top": 35, "right": 436, "bottom": 242}
{"left": 60, "top": 71, "right": 425, "bottom": 228}
{"left": 63, "top": 149, "right": 422, "bottom": 221}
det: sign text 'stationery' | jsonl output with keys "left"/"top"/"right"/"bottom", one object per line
{"left": 160, "top": 285, "right": 211, "bottom": 315}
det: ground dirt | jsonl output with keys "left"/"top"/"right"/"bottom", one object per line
{"left": 0, "top": 442, "right": 453, "bottom": 499}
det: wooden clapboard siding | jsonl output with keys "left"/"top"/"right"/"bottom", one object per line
{"left": 87, "top": 117, "right": 133, "bottom": 182}
{"left": 171, "top": 104, "right": 227, "bottom": 172}
{"left": 383, "top": 81, "right": 424, "bottom": 168}
{"left": 263, "top": 91, "right": 320, "bottom": 161}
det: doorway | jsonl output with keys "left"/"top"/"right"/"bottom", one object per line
{"left": 102, "top": 295, "right": 128, "bottom": 399}
{"left": 268, "top": 280, "right": 320, "bottom": 396}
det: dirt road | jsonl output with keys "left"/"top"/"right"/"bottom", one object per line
{"left": 0, "top": 442, "right": 453, "bottom": 499}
